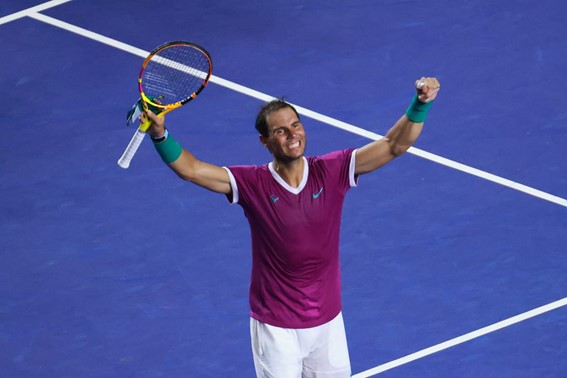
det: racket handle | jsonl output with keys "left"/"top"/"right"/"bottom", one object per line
{"left": 117, "top": 127, "right": 147, "bottom": 169}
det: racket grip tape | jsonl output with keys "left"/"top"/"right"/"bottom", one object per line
{"left": 117, "top": 128, "right": 146, "bottom": 169}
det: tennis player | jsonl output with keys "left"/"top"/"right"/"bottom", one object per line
{"left": 144, "top": 77, "right": 440, "bottom": 377}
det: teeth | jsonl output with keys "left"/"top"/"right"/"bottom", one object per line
{"left": 289, "top": 142, "right": 299, "bottom": 148}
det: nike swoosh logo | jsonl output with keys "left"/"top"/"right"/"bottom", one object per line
{"left": 270, "top": 195, "right": 280, "bottom": 203}
{"left": 312, "top": 187, "right": 323, "bottom": 199}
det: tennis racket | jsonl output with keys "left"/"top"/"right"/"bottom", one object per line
{"left": 117, "top": 41, "right": 213, "bottom": 169}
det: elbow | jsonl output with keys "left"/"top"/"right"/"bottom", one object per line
{"left": 390, "top": 144, "right": 410, "bottom": 158}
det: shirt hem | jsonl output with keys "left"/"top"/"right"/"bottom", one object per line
{"left": 250, "top": 307, "right": 342, "bottom": 329}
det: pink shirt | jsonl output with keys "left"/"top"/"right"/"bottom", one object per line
{"left": 225, "top": 149, "right": 357, "bottom": 328}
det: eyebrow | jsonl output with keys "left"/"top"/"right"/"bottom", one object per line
{"left": 273, "top": 121, "right": 302, "bottom": 133}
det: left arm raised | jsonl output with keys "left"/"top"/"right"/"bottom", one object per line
{"left": 355, "top": 77, "right": 440, "bottom": 175}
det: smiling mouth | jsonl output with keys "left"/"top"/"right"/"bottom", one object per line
{"left": 288, "top": 141, "right": 300, "bottom": 149}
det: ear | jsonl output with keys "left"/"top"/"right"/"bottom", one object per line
{"left": 259, "top": 134, "right": 269, "bottom": 149}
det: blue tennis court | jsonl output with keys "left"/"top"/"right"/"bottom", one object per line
{"left": 1, "top": 1, "right": 566, "bottom": 376}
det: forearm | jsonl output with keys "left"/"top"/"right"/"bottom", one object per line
{"left": 384, "top": 114, "right": 424, "bottom": 157}
{"left": 384, "top": 90, "right": 437, "bottom": 156}
{"left": 152, "top": 132, "right": 231, "bottom": 194}
{"left": 165, "top": 144, "right": 200, "bottom": 181}
{"left": 354, "top": 115, "right": 423, "bottom": 175}
{"left": 355, "top": 78, "right": 439, "bottom": 175}
{"left": 145, "top": 110, "right": 228, "bottom": 191}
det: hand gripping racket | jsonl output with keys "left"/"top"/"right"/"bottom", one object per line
{"left": 118, "top": 41, "right": 213, "bottom": 169}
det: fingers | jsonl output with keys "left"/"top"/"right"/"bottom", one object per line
{"left": 416, "top": 77, "right": 441, "bottom": 91}
{"left": 416, "top": 77, "right": 441, "bottom": 103}
{"left": 140, "top": 109, "right": 163, "bottom": 125}
{"left": 145, "top": 109, "right": 158, "bottom": 121}
{"left": 139, "top": 109, "right": 166, "bottom": 137}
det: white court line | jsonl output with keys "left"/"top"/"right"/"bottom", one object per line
{"left": 27, "top": 12, "right": 149, "bottom": 58}
{"left": 352, "top": 297, "right": 567, "bottom": 377}
{"left": 26, "top": 12, "right": 567, "bottom": 209}
{"left": 0, "top": 0, "right": 71, "bottom": 25}
{"left": 6, "top": 3, "right": 567, "bottom": 376}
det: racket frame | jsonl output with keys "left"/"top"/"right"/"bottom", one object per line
{"left": 118, "top": 41, "right": 212, "bottom": 169}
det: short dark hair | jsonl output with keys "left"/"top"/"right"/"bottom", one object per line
{"left": 255, "top": 97, "right": 300, "bottom": 137}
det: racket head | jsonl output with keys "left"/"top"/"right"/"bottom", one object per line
{"left": 138, "top": 41, "right": 213, "bottom": 115}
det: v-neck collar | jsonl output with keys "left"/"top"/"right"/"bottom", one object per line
{"left": 268, "top": 157, "right": 309, "bottom": 195}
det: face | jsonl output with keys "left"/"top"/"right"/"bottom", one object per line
{"left": 260, "top": 107, "right": 306, "bottom": 162}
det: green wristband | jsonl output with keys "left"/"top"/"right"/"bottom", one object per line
{"left": 153, "top": 133, "right": 182, "bottom": 164}
{"left": 405, "top": 95, "right": 433, "bottom": 123}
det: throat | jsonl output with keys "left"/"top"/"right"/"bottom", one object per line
{"left": 273, "top": 158, "right": 305, "bottom": 189}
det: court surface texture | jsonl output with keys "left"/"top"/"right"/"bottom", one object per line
{"left": 1, "top": 1, "right": 566, "bottom": 376}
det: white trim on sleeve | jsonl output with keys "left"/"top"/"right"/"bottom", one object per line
{"left": 350, "top": 149, "right": 358, "bottom": 188}
{"left": 223, "top": 167, "right": 239, "bottom": 204}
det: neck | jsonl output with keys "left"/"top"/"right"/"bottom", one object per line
{"left": 273, "top": 157, "right": 305, "bottom": 188}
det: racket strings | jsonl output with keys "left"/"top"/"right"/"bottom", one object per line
{"left": 142, "top": 45, "right": 210, "bottom": 105}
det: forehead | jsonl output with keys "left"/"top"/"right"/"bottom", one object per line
{"left": 266, "top": 107, "right": 300, "bottom": 130}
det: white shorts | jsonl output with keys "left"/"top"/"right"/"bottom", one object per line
{"left": 250, "top": 312, "right": 351, "bottom": 378}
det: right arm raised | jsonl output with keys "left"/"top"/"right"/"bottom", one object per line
{"left": 145, "top": 110, "right": 232, "bottom": 195}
